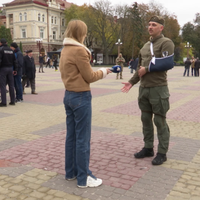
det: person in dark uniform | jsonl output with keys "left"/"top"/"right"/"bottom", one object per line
{"left": 0, "top": 38, "right": 18, "bottom": 107}
{"left": 22, "top": 50, "right": 38, "bottom": 94}
{"left": 10, "top": 42, "right": 24, "bottom": 102}
{"left": 121, "top": 16, "right": 174, "bottom": 165}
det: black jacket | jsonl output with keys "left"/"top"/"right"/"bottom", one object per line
{"left": 185, "top": 59, "right": 191, "bottom": 68}
{"left": 39, "top": 55, "right": 45, "bottom": 64}
{"left": 14, "top": 47, "right": 23, "bottom": 76}
{"left": 0, "top": 44, "right": 18, "bottom": 71}
{"left": 130, "top": 58, "right": 139, "bottom": 70}
{"left": 23, "top": 55, "right": 36, "bottom": 79}
{"left": 53, "top": 57, "right": 58, "bottom": 66}
{"left": 195, "top": 59, "right": 200, "bottom": 68}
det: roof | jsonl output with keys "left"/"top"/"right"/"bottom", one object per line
{"left": 57, "top": 0, "right": 72, "bottom": 9}
{"left": 4, "top": 0, "right": 72, "bottom": 9}
{"left": 4, "top": 0, "right": 48, "bottom": 7}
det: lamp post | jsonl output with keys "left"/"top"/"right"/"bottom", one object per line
{"left": 36, "top": 38, "right": 43, "bottom": 55}
{"left": 115, "top": 39, "right": 122, "bottom": 55}
{"left": 185, "top": 42, "right": 192, "bottom": 58}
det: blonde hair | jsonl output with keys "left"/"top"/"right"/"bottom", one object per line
{"left": 64, "top": 20, "right": 87, "bottom": 44}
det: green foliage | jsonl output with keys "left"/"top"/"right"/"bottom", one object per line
{"left": 182, "top": 21, "right": 200, "bottom": 57}
{"left": 63, "top": 0, "right": 182, "bottom": 63}
{"left": 0, "top": 25, "right": 13, "bottom": 45}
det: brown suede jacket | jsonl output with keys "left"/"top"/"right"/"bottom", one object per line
{"left": 59, "top": 38, "right": 107, "bottom": 92}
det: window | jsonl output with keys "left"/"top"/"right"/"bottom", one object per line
{"left": 19, "top": 13, "right": 22, "bottom": 21}
{"left": 54, "top": 17, "right": 56, "bottom": 24}
{"left": 42, "top": 14, "right": 45, "bottom": 22}
{"left": 40, "top": 28, "right": 44, "bottom": 39}
{"left": 21, "top": 29, "right": 26, "bottom": 38}
{"left": 53, "top": 31, "right": 56, "bottom": 40}
{"left": 51, "top": 16, "right": 54, "bottom": 23}
{"left": 38, "top": 13, "right": 41, "bottom": 21}
{"left": 24, "top": 12, "right": 27, "bottom": 21}
{"left": 62, "top": 18, "right": 64, "bottom": 26}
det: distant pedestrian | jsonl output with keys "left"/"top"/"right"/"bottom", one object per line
{"left": 53, "top": 56, "right": 58, "bottom": 71}
{"left": 116, "top": 53, "right": 125, "bottom": 79}
{"left": 183, "top": 58, "right": 191, "bottom": 76}
{"left": 191, "top": 57, "right": 195, "bottom": 76}
{"left": 46, "top": 56, "right": 51, "bottom": 68}
{"left": 23, "top": 51, "right": 30, "bottom": 87}
{"left": 39, "top": 53, "right": 46, "bottom": 73}
{"left": 194, "top": 57, "right": 200, "bottom": 77}
{"left": 22, "top": 50, "right": 38, "bottom": 94}
{"left": 130, "top": 58, "right": 138, "bottom": 73}
{"left": 10, "top": 42, "right": 24, "bottom": 102}
{"left": 0, "top": 38, "right": 18, "bottom": 107}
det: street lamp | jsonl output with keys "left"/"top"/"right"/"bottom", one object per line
{"left": 115, "top": 39, "right": 122, "bottom": 55}
{"left": 36, "top": 38, "right": 43, "bottom": 55}
{"left": 185, "top": 42, "right": 192, "bottom": 58}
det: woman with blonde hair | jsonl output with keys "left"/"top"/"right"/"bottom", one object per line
{"left": 59, "top": 19, "right": 111, "bottom": 188}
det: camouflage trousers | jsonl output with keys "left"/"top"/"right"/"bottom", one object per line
{"left": 138, "top": 85, "right": 170, "bottom": 154}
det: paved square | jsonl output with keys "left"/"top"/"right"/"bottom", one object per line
{"left": 0, "top": 67, "right": 200, "bottom": 200}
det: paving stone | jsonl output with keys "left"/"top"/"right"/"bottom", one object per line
{"left": 29, "top": 191, "right": 46, "bottom": 198}
{"left": 9, "top": 185, "right": 26, "bottom": 192}
{"left": 0, "top": 139, "right": 26, "bottom": 151}
{"left": 0, "top": 112, "right": 13, "bottom": 119}
{"left": 0, "top": 166, "right": 34, "bottom": 177}
{"left": 31, "top": 123, "right": 66, "bottom": 136}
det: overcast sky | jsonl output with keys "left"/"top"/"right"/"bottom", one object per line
{"left": 1, "top": 0, "right": 199, "bottom": 27}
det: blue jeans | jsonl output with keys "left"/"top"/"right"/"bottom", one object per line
{"left": 14, "top": 74, "right": 23, "bottom": 100}
{"left": 183, "top": 67, "right": 189, "bottom": 76}
{"left": 64, "top": 90, "right": 94, "bottom": 186}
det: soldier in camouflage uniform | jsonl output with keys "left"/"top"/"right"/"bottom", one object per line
{"left": 116, "top": 53, "right": 125, "bottom": 79}
{"left": 121, "top": 16, "right": 174, "bottom": 165}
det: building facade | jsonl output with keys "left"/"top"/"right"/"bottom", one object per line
{"left": 3, "top": 0, "right": 71, "bottom": 63}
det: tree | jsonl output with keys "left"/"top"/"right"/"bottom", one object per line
{"left": 0, "top": 25, "right": 13, "bottom": 45}
{"left": 91, "top": 0, "right": 120, "bottom": 64}
{"left": 64, "top": 4, "right": 98, "bottom": 49}
{"left": 114, "top": 3, "right": 143, "bottom": 60}
{"left": 182, "top": 20, "right": 200, "bottom": 57}
{"left": 182, "top": 22, "right": 195, "bottom": 43}
{"left": 63, "top": 0, "right": 182, "bottom": 63}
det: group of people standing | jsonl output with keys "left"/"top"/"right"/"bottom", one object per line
{"left": 45, "top": 56, "right": 58, "bottom": 71}
{"left": 184, "top": 57, "right": 200, "bottom": 76}
{"left": 0, "top": 39, "right": 37, "bottom": 107}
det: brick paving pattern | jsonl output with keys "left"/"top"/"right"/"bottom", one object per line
{"left": 0, "top": 66, "right": 200, "bottom": 200}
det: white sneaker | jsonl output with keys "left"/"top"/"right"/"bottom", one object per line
{"left": 77, "top": 176, "right": 102, "bottom": 188}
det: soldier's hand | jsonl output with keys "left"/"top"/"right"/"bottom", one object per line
{"left": 121, "top": 82, "right": 132, "bottom": 93}
{"left": 138, "top": 66, "right": 147, "bottom": 77}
